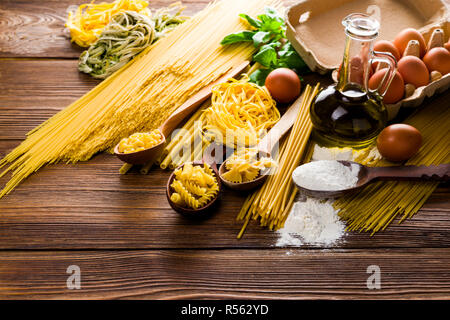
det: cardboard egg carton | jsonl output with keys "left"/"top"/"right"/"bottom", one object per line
{"left": 286, "top": 0, "right": 450, "bottom": 118}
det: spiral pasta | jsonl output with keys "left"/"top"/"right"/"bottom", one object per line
{"left": 170, "top": 163, "right": 219, "bottom": 209}
{"left": 171, "top": 180, "right": 200, "bottom": 208}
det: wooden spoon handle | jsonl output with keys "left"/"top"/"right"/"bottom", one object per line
{"left": 159, "top": 61, "right": 250, "bottom": 138}
{"left": 257, "top": 91, "right": 305, "bottom": 154}
{"left": 369, "top": 164, "right": 450, "bottom": 182}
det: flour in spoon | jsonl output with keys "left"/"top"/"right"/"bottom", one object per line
{"left": 292, "top": 160, "right": 360, "bottom": 191}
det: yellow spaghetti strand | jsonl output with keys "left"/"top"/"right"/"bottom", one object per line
{"left": 0, "top": 0, "right": 283, "bottom": 199}
{"left": 335, "top": 101, "right": 450, "bottom": 234}
{"left": 236, "top": 84, "right": 319, "bottom": 238}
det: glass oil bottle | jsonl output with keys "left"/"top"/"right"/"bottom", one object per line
{"left": 310, "top": 13, "right": 397, "bottom": 148}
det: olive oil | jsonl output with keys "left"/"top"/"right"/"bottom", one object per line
{"left": 310, "top": 13, "right": 396, "bottom": 148}
{"left": 310, "top": 84, "right": 387, "bottom": 148}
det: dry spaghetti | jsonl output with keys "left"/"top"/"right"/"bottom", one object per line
{"left": 236, "top": 84, "right": 319, "bottom": 238}
{"left": 0, "top": 0, "right": 282, "bottom": 198}
{"left": 334, "top": 101, "right": 450, "bottom": 234}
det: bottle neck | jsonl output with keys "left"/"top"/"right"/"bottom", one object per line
{"left": 337, "top": 34, "right": 373, "bottom": 93}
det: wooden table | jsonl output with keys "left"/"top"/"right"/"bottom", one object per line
{"left": 0, "top": 0, "right": 449, "bottom": 300}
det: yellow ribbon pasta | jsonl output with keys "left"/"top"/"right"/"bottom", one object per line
{"left": 65, "top": 0, "right": 152, "bottom": 47}
{"left": 201, "top": 77, "right": 280, "bottom": 148}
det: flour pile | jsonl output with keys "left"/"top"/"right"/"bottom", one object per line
{"left": 276, "top": 198, "right": 346, "bottom": 246}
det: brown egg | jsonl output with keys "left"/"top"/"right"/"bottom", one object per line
{"left": 423, "top": 47, "right": 450, "bottom": 75}
{"left": 445, "top": 41, "right": 450, "bottom": 52}
{"left": 374, "top": 40, "right": 401, "bottom": 61}
{"left": 349, "top": 56, "right": 365, "bottom": 85}
{"left": 393, "top": 28, "right": 427, "bottom": 58}
{"left": 377, "top": 124, "right": 422, "bottom": 162}
{"left": 369, "top": 69, "right": 404, "bottom": 104}
{"left": 398, "top": 56, "right": 429, "bottom": 88}
{"left": 265, "top": 68, "right": 301, "bottom": 104}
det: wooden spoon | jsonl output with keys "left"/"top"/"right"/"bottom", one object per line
{"left": 166, "top": 143, "right": 222, "bottom": 218}
{"left": 293, "top": 161, "right": 450, "bottom": 199}
{"left": 114, "top": 61, "right": 250, "bottom": 165}
{"left": 218, "top": 92, "right": 306, "bottom": 191}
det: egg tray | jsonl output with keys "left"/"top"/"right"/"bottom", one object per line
{"left": 286, "top": 0, "right": 450, "bottom": 119}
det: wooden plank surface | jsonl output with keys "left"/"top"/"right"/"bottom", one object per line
{"left": 0, "top": 0, "right": 449, "bottom": 299}
{"left": 0, "top": 59, "right": 449, "bottom": 250}
{"left": 0, "top": 0, "right": 211, "bottom": 58}
{"left": 1, "top": 249, "right": 449, "bottom": 299}
{"left": 1, "top": 137, "right": 449, "bottom": 249}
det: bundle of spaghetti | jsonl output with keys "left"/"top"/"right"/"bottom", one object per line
{"left": 201, "top": 76, "right": 280, "bottom": 147}
{"left": 236, "top": 84, "right": 319, "bottom": 238}
{"left": 334, "top": 102, "right": 450, "bottom": 234}
{"left": 66, "top": 0, "right": 153, "bottom": 47}
{"left": 0, "top": 0, "right": 282, "bottom": 198}
{"left": 158, "top": 101, "right": 210, "bottom": 170}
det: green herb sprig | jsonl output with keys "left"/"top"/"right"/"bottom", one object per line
{"left": 221, "top": 7, "right": 309, "bottom": 85}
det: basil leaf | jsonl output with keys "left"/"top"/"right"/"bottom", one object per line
{"left": 252, "top": 31, "right": 271, "bottom": 47}
{"left": 239, "top": 13, "right": 262, "bottom": 29}
{"left": 264, "top": 7, "right": 284, "bottom": 24}
{"left": 258, "top": 13, "right": 284, "bottom": 34}
{"left": 249, "top": 68, "right": 272, "bottom": 86}
{"left": 220, "top": 31, "right": 256, "bottom": 45}
{"left": 277, "top": 43, "right": 309, "bottom": 71}
{"left": 267, "top": 41, "right": 282, "bottom": 49}
{"left": 253, "top": 44, "right": 277, "bottom": 68}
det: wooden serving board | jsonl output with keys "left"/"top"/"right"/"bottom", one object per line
{"left": 0, "top": 0, "right": 449, "bottom": 299}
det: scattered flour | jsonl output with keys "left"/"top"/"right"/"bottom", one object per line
{"left": 312, "top": 144, "right": 382, "bottom": 164}
{"left": 311, "top": 145, "right": 355, "bottom": 161}
{"left": 292, "top": 160, "right": 360, "bottom": 191}
{"left": 276, "top": 198, "right": 345, "bottom": 246}
{"left": 276, "top": 146, "right": 365, "bottom": 247}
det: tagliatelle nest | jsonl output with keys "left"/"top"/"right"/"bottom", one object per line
{"left": 201, "top": 77, "right": 280, "bottom": 148}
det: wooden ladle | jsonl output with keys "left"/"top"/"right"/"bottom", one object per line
{"left": 293, "top": 161, "right": 450, "bottom": 199}
{"left": 166, "top": 143, "right": 222, "bottom": 218}
{"left": 218, "top": 92, "right": 306, "bottom": 191}
{"left": 114, "top": 61, "right": 250, "bottom": 165}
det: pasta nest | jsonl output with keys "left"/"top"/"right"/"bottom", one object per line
{"left": 201, "top": 77, "right": 280, "bottom": 148}
{"left": 66, "top": 0, "right": 153, "bottom": 47}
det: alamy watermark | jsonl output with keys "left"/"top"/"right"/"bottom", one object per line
{"left": 66, "top": 265, "right": 81, "bottom": 290}
{"left": 366, "top": 265, "right": 381, "bottom": 290}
